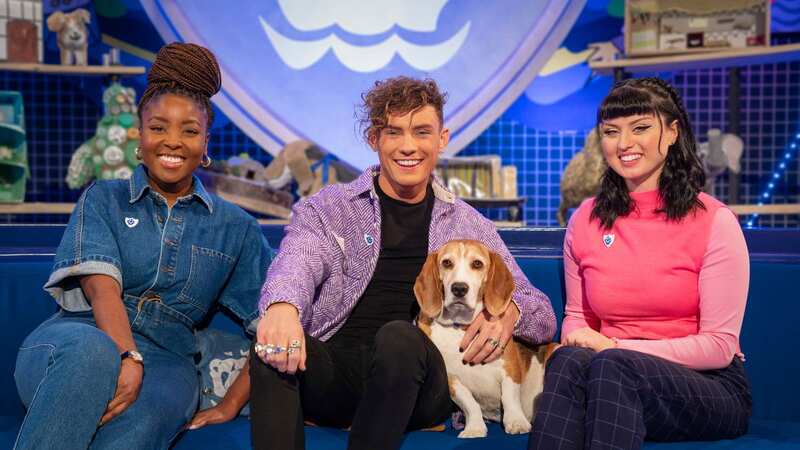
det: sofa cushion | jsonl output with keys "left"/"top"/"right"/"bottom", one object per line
{"left": 196, "top": 329, "right": 251, "bottom": 416}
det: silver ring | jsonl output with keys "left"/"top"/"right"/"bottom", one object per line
{"left": 254, "top": 343, "right": 275, "bottom": 355}
{"left": 290, "top": 339, "right": 302, "bottom": 349}
{"left": 287, "top": 347, "right": 296, "bottom": 355}
{"left": 273, "top": 345, "right": 286, "bottom": 354}
{"left": 486, "top": 338, "right": 500, "bottom": 349}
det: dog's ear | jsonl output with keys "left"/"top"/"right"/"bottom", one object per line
{"left": 46, "top": 12, "right": 66, "bottom": 32}
{"left": 74, "top": 8, "right": 91, "bottom": 24}
{"left": 414, "top": 252, "right": 443, "bottom": 318}
{"left": 483, "top": 251, "right": 515, "bottom": 317}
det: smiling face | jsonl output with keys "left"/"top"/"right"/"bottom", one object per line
{"left": 436, "top": 241, "right": 491, "bottom": 325}
{"left": 599, "top": 113, "right": 678, "bottom": 193}
{"left": 371, "top": 105, "right": 449, "bottom": 203}
{"left": 139, "top": 93, "right": 209, "bottom": 202}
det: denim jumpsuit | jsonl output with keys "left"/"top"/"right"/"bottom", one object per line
{"left": 13, "top": 165, "right": 272, "bottom": 450}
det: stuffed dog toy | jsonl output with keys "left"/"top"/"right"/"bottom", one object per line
{"left": 46, "top": 9, "right": 91, "bottom": 66}
{"left": 414, "top": 240, "right": 553, "bottom": 438}
{"left": 557, "top": 128, "right": 605, "bottom": 226}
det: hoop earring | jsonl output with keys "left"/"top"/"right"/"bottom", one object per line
{"left": 135, "top": 147, "right": 142, "bottom": 160}
{"left": 202, "top": 154, "right": 212, "bottom": 168}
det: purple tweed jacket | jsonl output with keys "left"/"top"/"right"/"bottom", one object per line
{"left": 259, "top": 166, "right": 556, "bottom": 343}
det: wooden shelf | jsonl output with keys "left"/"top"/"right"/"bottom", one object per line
{"left": 0, "top": 63, "right": 145, "bottom": 76}
{"left": 0, "top": 203, "right": 75, "bottom": 214}
{"left": 460, "top": 197, "right": 525, "bottom": 208}
{"left": 257, "top": 219, "right": 290, "bottom": 225}
{"left": 0, "top": 200, "right": 294, "bottom": 218}
{"left": 590, "top": 43, "right": 800, "bottom": 75}
{"left": 728, "top": 204, "right": 800, "bottom": 215}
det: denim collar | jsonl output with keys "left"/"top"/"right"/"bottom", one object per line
{"left": 128, "top": 164, "right": 214, "bottom": 213}
{"left": 345, "top": 165, "right": 455, "bottom": 204}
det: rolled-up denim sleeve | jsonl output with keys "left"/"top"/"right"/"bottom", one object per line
{"left": 218, "top": 217, "right": 274, "bottom": 335}
{"left": 44, "top": 183, "right": 123, "bottom": 311}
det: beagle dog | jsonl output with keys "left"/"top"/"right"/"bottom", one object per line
{"left": 414, "top": 240, "right": 552, "bottom": 438}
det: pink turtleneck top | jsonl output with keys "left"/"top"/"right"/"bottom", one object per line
{"left": 562, "top": 190, "right": 749, "bottom": 370}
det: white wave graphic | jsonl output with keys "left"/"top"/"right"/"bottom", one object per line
{"left": 277, "top": 0, "right": 449, "bottom": 35}
{"left": 259, "top": 16, "right": 470, "bottom": 72}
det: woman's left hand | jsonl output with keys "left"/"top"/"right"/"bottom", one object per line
{"left": 460, "top": 302, "right": 520, "bottom": 365}
{"left": 562, "top": 327, "right": 616, "bottom": 352}
{"left": 187, "top": 403, "right": 237, "bottom": 430}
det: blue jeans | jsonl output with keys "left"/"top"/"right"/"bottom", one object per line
{"left": 13, "top": 311, "right": 199, "bottom": 450}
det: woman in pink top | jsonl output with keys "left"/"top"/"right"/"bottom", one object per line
{"left": 528, "top": 78, "right": 751, "bottom": 450}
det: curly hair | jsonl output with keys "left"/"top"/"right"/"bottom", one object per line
{"left": 137, "top": 42, "right": 222, "bottom": 128}
{"left": 358, "top": 76, "right": 447, "bottom": 144}
{"left": 590, "top": 77, "right": 706, "bottom": 229}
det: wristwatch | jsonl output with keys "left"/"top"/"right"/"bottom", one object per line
{"left": 120, "top": 350, "right": 144, "bottom": 365}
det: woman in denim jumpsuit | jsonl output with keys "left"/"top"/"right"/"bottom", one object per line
{"left": 13, "top": 43, "right": 271, "bottom": 450}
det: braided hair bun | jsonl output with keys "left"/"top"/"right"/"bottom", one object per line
{"left": 138, "top": 42, "right": 222, "bottom": 126}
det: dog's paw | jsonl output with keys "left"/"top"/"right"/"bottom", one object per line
{"left": 503, "top": 415, "right": 532, "bottom": 435}
{"left": 458, "top": 423, "right": 488, "bottom": 438}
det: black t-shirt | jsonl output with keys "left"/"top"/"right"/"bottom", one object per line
{"left": 330, "top": 176, "right": 434, "bottom": 346}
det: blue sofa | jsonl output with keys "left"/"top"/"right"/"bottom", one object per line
{"left": 1, "top": 225, "right": 799, "bottom": 449}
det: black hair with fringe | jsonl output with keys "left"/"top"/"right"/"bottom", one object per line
{"left": 590, "top": 77, "right": 706, "bottom": 229}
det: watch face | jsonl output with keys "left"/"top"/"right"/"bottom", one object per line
{"left": 123, "top": 350, "right": 144, "bottom": 363}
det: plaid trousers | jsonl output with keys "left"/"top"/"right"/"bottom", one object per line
{"left": 528, "top": 346, "right": 751, "bottom": 450}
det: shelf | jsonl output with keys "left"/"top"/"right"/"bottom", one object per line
{"left": 460, "top": 197, "right": 525, "bottom": 208}
{"left": 0, "top": 203, "right": 75, "bottom": 214}
{"left": 728, "top": 204, "right": 800, "bottom": 215}
{"left": 257, "top": 219, "right": 290, "bottom": 225}
{"left": 460, "top": 197, "right": 526, "bottom": 223}
{"left": 589, "top": 43, "right": 800, "bottom": 75}
{"left": 0, "top": 63, "right": 145, "bottom": 76}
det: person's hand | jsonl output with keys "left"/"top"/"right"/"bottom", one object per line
{"left": 562, "top": 327, "right": 616, "bottom": 352}
{"left": 255, "top": 303, "right": 306, "bottom": 374}
{"left": 460, "top": 302, "right": 520, "bottom": 364}
{"left": 99, "top": 359, "right": 143, "bottom": 425}
{"left": 187, "top": 403, "right": 237, "bottom": 430}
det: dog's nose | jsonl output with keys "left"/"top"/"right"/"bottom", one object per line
{"left": 451, "top": 282, "right": 468, "bottom": 298}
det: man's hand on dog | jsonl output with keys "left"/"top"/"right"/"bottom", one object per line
{"left": 99, "top": 359, "right": 143, "bottom": 425}
{"left": 460, "top": 302, "right": 520, "bottom": 365}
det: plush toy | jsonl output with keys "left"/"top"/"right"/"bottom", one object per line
{"left": 46, "top": 8, "right": 91, "bottom": 66}
{"left": 66, "top": 82, "right": 140, "bottom": 189}
{"left": 557, "top": 129, "right": 606, "bottom": 226}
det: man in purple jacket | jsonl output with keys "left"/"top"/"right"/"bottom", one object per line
{"left": 249, "top": 76, "right": 556, "bottom": 450}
